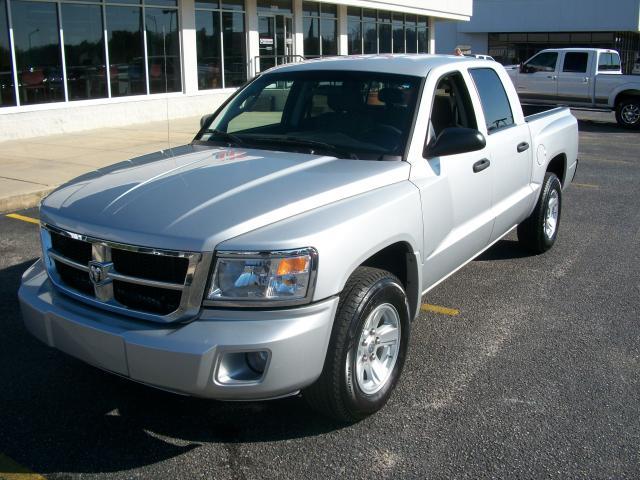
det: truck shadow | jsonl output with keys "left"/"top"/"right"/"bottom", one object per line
{"left": 576, "top": 118, "right": 622, "bottom": 133}
{"left": 475, "top": 239, "right": 531, "bottom": 261}
{"left": 0, "top": 260, "right": 345, "bottom": 477}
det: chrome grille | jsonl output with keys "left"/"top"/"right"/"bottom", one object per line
{"left": 41, "top": 224, "right": 211, "bottom": 323}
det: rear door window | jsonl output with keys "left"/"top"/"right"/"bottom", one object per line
{"left": 563, "top": 52, "right": 589, "bottom": 73}
{"left": 469, "top": 68, "right": 514, "bottom": 133}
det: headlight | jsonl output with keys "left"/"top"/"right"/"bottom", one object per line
{"left": 204, "top": 248, "right": 318, "bottom": 307}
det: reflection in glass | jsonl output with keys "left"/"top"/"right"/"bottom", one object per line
{"left": 418, "top": 27, "right": 428, "bottom": 53}
{"left": 196, "top": 10, "right": 221, "bottom": 89}
{"left": 107, "top": 6, "right": 146, "bottom": 96}
{"left": 303, "top": 17, "right": 319, "bottom": 57}
{"left": 145, "top": 7, "right": 181, "bottom": 94}
{"left": 62, "top": 4, "right": 107, "bottom": 100}
{"left": 222, "top": 11, "right": 246, "bottom": 87}
{"left": 0, "top": 0, "right": 16, "bottom": 106}
{"left": 12, "top": 0, "right": 64, "bottom": 105}
{"left": 347, "top": 19, "right": 361, "bottom": 55}
{"left": 393, "top": 18, "right": 404, "bottom": 53}
{"left": 406, "top": 27, "right": 417, "bottom": 54}
{"left": 321, "top": 19, "right": 336, "bottom": 56}
{"left": 379, "top": 23, "right": 391, "bottom": 54}
{"left": 363, "top": 22, "right": 376, "bottom": 54}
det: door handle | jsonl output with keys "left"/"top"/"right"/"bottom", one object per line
{"left": 582, "top": 77, "right": 589, "bottom": 83}
{"left": 473, "top": 158, "right": 491, "bottom": 173}
{"left": 517, "top": 142, "right": 530, "bottom": 153}
{"left": 547, "top": 75, "right": 557, "bottom": 80}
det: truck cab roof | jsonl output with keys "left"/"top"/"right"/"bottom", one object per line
{"left": 265, "top": 54, "right": 484, "bottom": 78}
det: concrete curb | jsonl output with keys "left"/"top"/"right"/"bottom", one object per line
{"left": 0, "top": 188, "right": 54, "bottom": 214}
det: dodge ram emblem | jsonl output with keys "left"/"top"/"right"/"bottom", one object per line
{"left": 88, "top": 261, "right": 109, "bottom": 285}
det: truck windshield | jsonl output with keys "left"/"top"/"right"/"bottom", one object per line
{"left": 196, "top": 70, "right": 422, "bottom": 160}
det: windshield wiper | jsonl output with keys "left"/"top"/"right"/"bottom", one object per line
{"left": 245, "top": 135, "right": 359, "bottom": 159}
{"left": 204, "top": 129, "right": 247, "bottom": 147}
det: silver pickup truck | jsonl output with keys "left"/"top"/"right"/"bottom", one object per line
{"left": 19, "top": 55, "right": 578, "bottom": 422}
{"left": 507, "top": 48, "right": 640, "bottom": 129}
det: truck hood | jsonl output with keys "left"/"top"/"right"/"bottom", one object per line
{"left": 41, "top": 145, "right": 411, "bottom": 252}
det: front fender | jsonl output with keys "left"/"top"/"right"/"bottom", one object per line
{"left": 216, "top": 181, "right": 424, "bottom": 305}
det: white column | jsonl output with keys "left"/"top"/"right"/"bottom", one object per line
{"left": 338, "top": 4, "right": 348, "bottom": 56}
{"left": 428, "top": 17, "right": 436, "bottom": 54}
{"left": 246, "top": 0, "right": 260, "bottom": 76}
{"left": 293, "top": 0, "right": 304, "bottom": 58}
{"left": 180, "top": 0, "right": 198, "bottom": 94}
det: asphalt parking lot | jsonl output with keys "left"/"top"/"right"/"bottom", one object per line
{"left": 0, "top": 109, "right": 638, "bottom": 479}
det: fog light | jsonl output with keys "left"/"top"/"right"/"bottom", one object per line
{"left": 246, "top": 351, "right": 269, "bottom": 374}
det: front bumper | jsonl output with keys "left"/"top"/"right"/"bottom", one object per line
{"left": 19, "top": 260, "right": 338, "bottom": 400}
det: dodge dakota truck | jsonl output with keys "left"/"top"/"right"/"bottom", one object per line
{"left": 19, "top": 55, "right": 578, "bottom": 422}
{"left": 507, "top": 48, "right": 640, "bottom": 129}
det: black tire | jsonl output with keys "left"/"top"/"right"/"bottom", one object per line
{"left": 517, "top": 172, "right": 562, "bottom": 254}
{"left": 615, "top": 98, "right": 640, "bottom": 130}
{"left": 303, "top": 267, "right": 410, "bottom": 423}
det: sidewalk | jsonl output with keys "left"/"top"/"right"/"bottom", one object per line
{"left": 0, "top": 116, "right": 201, "bottom": 213}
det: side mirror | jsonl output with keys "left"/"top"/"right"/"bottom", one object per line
{"left": 200, "top": 114, "right": 213, "bottom": 128}
{"left": 424, "top": 127, "right": 486, "bottom": 159}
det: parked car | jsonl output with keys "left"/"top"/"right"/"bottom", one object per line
{"left": 19, "top": 55, "right": 578, "bottom": 422}
{"left": 507, "top": 48, "right": 640, "bottom": 129}
{"left": 466, "top": 54, "right": 495, "bottom": 61}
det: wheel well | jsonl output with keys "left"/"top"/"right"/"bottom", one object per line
{"left": 360, "top": 242, "right": 420, "bottom": 320}
{"left": 547, "top": 154, "right": 566, "bottom": 185}
{"left": 615, "top": 90, "right": 640, "bottom": 107}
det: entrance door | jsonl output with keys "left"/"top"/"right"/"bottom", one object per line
{"left": 258, "top": 15, "right": 293, "bottom": 72}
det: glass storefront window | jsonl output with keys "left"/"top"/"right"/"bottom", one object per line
{"left": 303, "top": 17, "right": 319, "bottom": 57}
{"left": 321, "top": 18, "right": 337, "bottom": 56}
{"left": 393, "top": 14, "right": 404, "bottom": 53}
{"left": 303, "top": 1, "right": 335, "bottom": 58}
{"left": 222, "top": 11, "right": 246, "bottom": 87}
{"left": 196, "top": 3, "right": 246, "bottom": 90}
{"left": 107, "top": 6, "right": 146, "bottom": 97}
{"left": 196, "top": 10, "right": 222, "bottom": 89}
{"left": 62, "top": 4, "right": 107, "bottom": 101}
{"left": 347, "top": 9, "right": 361, "bottom": 55}
{"left": 379, "top": 23, "right": 391, "bottom": 54}
{"left": 257, "top": 0, "right": 292, "bottom": 15}
{"left": 363, "top": 21, "right": 376, "bottom": 54}
{"left": 145, "top": 7, "right": 181, "bottom": 94}
{"left": 0, "top": 0, "right": 16, "bottom": 107}
{"left": 12, "top": 0, "right": 65, "bottom": 105}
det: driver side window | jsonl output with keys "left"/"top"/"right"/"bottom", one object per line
{"left": 524, "top": 52, "right": 558, "bottom": 73}
{"left": 430, "top": 71, "right": 477, "bottom": 139}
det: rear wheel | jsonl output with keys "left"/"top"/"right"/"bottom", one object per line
{"left": 517, "top": 172, "right": 562, "bottom": 254}
{"left": 615, "top": 98, "right": 640, "bottom": 129}
{"left": 304, "top": 267, "right": 410, "bottom": 423}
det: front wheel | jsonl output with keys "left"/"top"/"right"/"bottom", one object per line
{"left": 303, "top": 267, "right": 410, "bottom": 423}
{"left": 517, "top": 172, "right": 562, "bottom": 254}
{"left": 615, "top": 98, "right": 640, "bottom": 129}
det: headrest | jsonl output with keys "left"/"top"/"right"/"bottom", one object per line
{"left": 378, "top": 88, "right": 405, "bottom": 106}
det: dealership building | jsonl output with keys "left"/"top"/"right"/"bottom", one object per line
{"left": 436, "top": 0, "right": 640, "bottom": 73}
{"left": 0, "top": 0, "right": 471, "bottom": 139}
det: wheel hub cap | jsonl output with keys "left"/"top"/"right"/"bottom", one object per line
{"left": 354, "top": 303, "right": 401, "bottom": 395}
{"left": 621, "top": 104, "right": 640, "bottom": 125}
{"left": 545, "top": 189, "right": 559, "bottom": 239}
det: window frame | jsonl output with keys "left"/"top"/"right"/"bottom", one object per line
{"left": 1, "top": 0, "right": 183, "bottom": 109}
{"left": 468, "top": 67, "right": 515, "bottom": 135}
{"left": 195, "top": 1, "right": 247, "bottom": 90}
{"left": 302, "top": 1, "right": 336, "bottom": 58}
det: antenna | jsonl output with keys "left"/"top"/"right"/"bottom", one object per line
{"left": 163, "top": 24, "right": 173, "bottom": 157}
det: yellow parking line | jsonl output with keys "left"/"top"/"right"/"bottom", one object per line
{"left": 5, "top": 213, "right": 40, "bottom": 225}
{"left": 421, "top": 303, "right": 460, "bottom": 316}
{"left": 0, "top": 453, "right": 46, "bottom": 480}
{"left": 572, "top": 183, "right": 600, "bottom": 189}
